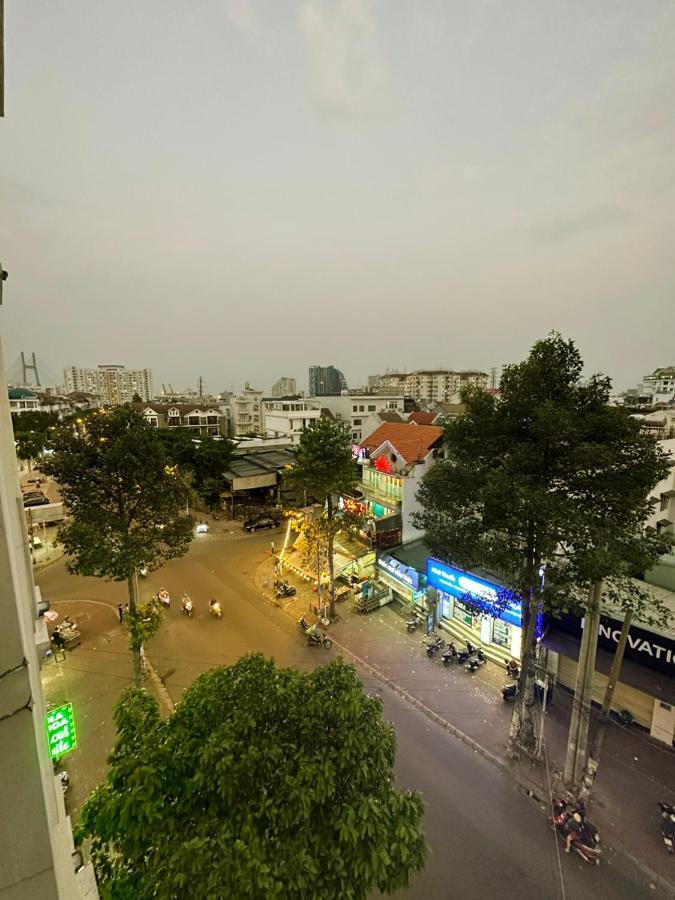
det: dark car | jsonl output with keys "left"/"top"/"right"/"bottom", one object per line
{"left": 23, "top": 494, "right": 50, "bottom": 507}
{"left": 243, "top": 516, "right": 280, "bottom": 532}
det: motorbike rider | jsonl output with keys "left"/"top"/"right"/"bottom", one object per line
{"left": 158, "top": 588, "right": 170, "bottom": 604}
{"left": 209, "top": 598, "right": 221, "bottom": 613}
{"left": 564, "top": 809, "right": 591, "bottom": 853}
{"left": 181, "top": 593, "right": 192, "bottom": 611}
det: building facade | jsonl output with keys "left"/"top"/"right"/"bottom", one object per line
{"left": 63, "top": 364, "right": 153, "bottom": 404}
{"left": 308, "top": 365, "right": 348, "bottom": 397}
{"left": 136, "top": 402, "right": 226, "bottom": 435}
{"left": 1, "top": 335, "right": 98, "bottom": 897}
{"left": 270, "top": 377, "right": 297, "bottom": 398}
{"left": 232, "top": 384, "right": 264, "bottom": 436}
{"left": 318, "top": 394, "right": 406, "bottom": 443}
{"left": 262, "top": 397, "right": 321, "bottom": 445}
{"left": 376, "top": 369, "right": 489, "bottom": 405}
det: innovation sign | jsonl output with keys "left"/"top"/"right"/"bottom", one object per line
{"left": 46, "top": 702, "right": 77, "bottom": 760}
{"left": 378, "top": 555, "right": 419, "bottom": 591}
{"left": 426, "top": 558, "right": 525, "bottom": 629}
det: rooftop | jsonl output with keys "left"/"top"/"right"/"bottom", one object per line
{"left": 360, "top": 422, "right": 444, "bottom": 465}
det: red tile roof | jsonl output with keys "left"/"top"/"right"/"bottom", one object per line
{"left": 360, "top": 423, "right": 443, "bottom": 465}
{"left": 407, "top": 411, "right": 437, "bottom": 425}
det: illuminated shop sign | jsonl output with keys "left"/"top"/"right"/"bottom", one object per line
{"left": 46, "top": 702, "right": 77, "bottom": 760}
{"left": 378, "top": 555, "right": 419, "bottom": 591}
{"left": 426, "top": 558, "right": 527, "bottom": 630}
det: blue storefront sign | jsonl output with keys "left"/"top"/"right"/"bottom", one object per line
{"left": 426, "top": 558, "right": 536, "bottom": 631}
{"left": 377, "top": 555, "right": 419, "bottom": 591}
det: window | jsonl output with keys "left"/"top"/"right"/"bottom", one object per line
{"left": 352, "top": 432, "right": 359, "bottom": 440}
{"left": 368, "top": 405, "right": 376, "bottom": 411}
{"left": 352, "top": 405, "right": 358, "bottom": 412}
{"left": 492, "top": 619, "right": 510, "bottom": 649}
{"left": 660, "top": 494, "right": 669, "bottom": 511}
{"left": 453, "top": 600, "right": 473, "bottom": 627}
{"left": 353, "top": 418, "right": 362, "bottom": 425}
{"left": 359, "top": 405, "right": 365, "bottom": 412}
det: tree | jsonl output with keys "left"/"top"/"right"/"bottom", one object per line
{"left": 157, "top": 429, "right": 233, "bottom": 509}
{"left": 11, "top": 410, "right": 59, "bottom": 471}
{"left": 414, "top": 333, "right": 671, "bottom": 757}
{"left": 77, "top": 654, "right": 426, "bottom": 900}
{"left": 284, "top": 418, "right": 358, "bottom": 617}
{"left": 41, "top": 407, "right": 194, "bottom": 684}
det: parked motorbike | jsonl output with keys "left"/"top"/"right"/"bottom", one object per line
{"left": 465, "top": 647, "right": 487, "bottom": 673}
{"left": 157, "top": 589, "right": 170, "bottom": 607}
{"left": 457, "top": 641, "right": 477, "bottom": 664}
{"left": 181, "top": 594, "right": 194, "bottom": 618}
{"left": 275, "top": 580, "right": 296, "bottom": 598}
{"left": 298, "top": 615, "right": 310, "bottom": 633}
{"left": 406, "top": 616, "right": 421, "bottom": 633}
{"left": 505, "top": 658, "right": 520, "bottom": 679}
{"left": 549, "top": 797, "right": 601, "bottom": 865}
{"left": 209, "top": 599, "right": 222, "bottom": 619}
{"left": 307, "top": 630, "right": 333, "bottom": 649}
{"left": 658, "top": 802, "right": 675, "bottom": 853}
{"left": 441, "top": 642, "right": 458, "bottom": 666}
{"left": 501, "top": 681, "right": 518, "bottom": 702}
{"left": 426, "top": 636, "right": 445, "bottom": 658}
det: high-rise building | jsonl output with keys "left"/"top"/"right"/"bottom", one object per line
{"left": 63, "top": 364, "right": 154, "bottom": 405}
{"left": 271, "top": 376, "right": 297, "bottom": 397}
{"left": 308, "top": 365, "right": 348, "bottom": 397}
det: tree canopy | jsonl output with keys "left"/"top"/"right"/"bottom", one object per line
{"left": 41, "top": 407, "right": 194, "bottom": 682}
{"left": 156, "top": 428, "right": 233, "bottom": 507}
{"left": 78, "top": 655, "right": 426, "bottom": 900}
{"left": 414, "top": 333, "right": 671, "bottom": 753}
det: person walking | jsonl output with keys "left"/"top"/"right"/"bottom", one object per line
{"left": 117, "top": 604, "right": 124, "bottom": 623}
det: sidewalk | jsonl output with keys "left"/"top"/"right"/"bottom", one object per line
{"left": 41, "top": 598, "right": 170, "bottom": 823}
{"left": 256, "top": 555, "right": 675, "bottom": 893}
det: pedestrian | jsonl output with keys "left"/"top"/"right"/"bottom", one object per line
{"left": 117, "top": 604, "right": 124, "bottom": 623}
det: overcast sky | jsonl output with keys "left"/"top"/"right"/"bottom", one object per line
{"left": 1, "top": 1, "right": 674, "bottom": 395}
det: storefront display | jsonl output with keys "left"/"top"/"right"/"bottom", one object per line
{"left": 376, "top": 554, "right": 426, "bottom": 606}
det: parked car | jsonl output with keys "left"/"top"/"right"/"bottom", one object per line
{"left": 23, "top": 494, "right": 50, "bottom": 507}
{"left": 243, "top": 516, "right": 280, "bottom": 532}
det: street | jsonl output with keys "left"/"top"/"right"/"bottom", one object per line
{"left": 37, "top": 527, "right": 664, "bottom": 900}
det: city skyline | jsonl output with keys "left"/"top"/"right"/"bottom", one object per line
{"left": 2, "top": 2, "right": 675, "bottom": 392}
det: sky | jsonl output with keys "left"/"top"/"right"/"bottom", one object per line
{"left": 1, "top": 0, "right": 674, "bottom": 396}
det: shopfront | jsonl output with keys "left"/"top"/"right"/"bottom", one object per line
{"left": 376, "top": 554, "right": 426, "bottom": 606}
{"left": 426, "top": 557, "right": 534, "bottom": 661}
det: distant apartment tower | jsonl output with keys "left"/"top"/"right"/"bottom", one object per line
{"left": 308, "top": 365, "right": 348, "bottom": 397}
{"left": 63, "top": 364, "right": 153, "bottom": 405}
{"left": 271, "top": 376, "right": 297, "bottom": 397}
{"left": 376, "top": 369, "right": 488, "bottom": 405}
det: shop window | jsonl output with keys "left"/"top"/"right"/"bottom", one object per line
{"left": 453, "top": 600, "right": 473, "bottom": 627}
{"left": 492, "top": 618, "right": 510, "bottom": 649}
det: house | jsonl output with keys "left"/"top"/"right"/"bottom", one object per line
{"left": 359, "top": 410, "right": 405, "bottom": 443}
{"left": 136, "top": 402, "right": 225, "bottom": 436}
{"left": 407, "top": 411, "right": 440, "bottom": 426}
{"left": 317, "top": 394, "right": 406, "bottom": 443}
{"left": 354, "top": 422, "right": 444, "bottom": 546}
{"left": 262, "top": 396, "right": 321, "bottom": 446}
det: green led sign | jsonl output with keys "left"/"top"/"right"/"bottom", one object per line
{"left": 46, "top": 702, "right": 77, "bottom": 760}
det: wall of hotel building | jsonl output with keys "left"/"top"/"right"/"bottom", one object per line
{"left": 401, "top": 464, "right": 426, "bottom": 544}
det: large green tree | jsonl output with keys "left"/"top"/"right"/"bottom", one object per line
{"left": 77, "top": 654, "right": 426, "bottom": 900}
{"left": 284, "top": 417, "right": 358, "bottom": 617}
{"left": 11, "top": 410, "right": 59, "bottom": 471}
{"left": 414, "top": 334, "right": 670, "bottom": 756}
{"left": 41, "top": 407, "right": 194, "bottom": 684}
{"left": 157, "top": 428, "right": 233, "bottom": 509}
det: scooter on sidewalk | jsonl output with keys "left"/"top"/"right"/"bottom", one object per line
{"left": 181, "top": 594, "right": 194, "bottom": 618}
{"left": 658, "top": 802, "right": 675, "bottom": 853}
{"left": 465, "top": 646, "right": 487, "bottom": 673}
{"left": 501, "top": 680, "right": 518, "bottom": 702}
{"left": 426, "top": 635, "right": 445, "bottom": 658}
{"left": 441, "top": 642, "right": 458, "bottom": 666}
{"left": 275, "top": 580, "right": 296, "bottom": 599}
{"left": 457, "top": 641, "right": 477, "bottom": 664}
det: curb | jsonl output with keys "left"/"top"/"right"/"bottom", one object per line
{"left": 145, "top": 657, "right": 175, "bottom": 717}
{"left": 254, "top": 554, "right": 675, "bottom": 897}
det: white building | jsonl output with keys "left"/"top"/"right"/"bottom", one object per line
{"left": 646, "top": 438, "right": 675, "bottom": 592}
{"left": 643, "top": 367, "right": 675, "bottom": 406}
{"left": 63, "top": 365, "right": 153, "bottom": 405}
{"left": 8, "top": 387, "right": 42, "bottom": 414}
{"left": 270, "top": 377, "right": 297, "bottom": 398}
{"left": 378, "top": 369, "right": 489, "bottom": 405}
{"left": 232, "top": 384, "right": 264, "bottom": 436}
{"left": 318, "top": 394, "right": 406, "bottom": 443}
{"left": 356, "top": 422, "right": 444, "bottom": 547}
{"left": 1, "top": 335, "right": 98, "bottom": 897}
{"left": 262, "top": 397, "right": 321, "bottom": 446}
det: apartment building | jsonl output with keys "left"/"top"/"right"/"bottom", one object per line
{"left": 270, "top": 376, "right": 297, "bottom": 397}
{"left": 63, "top": 364, "right": 153, "bottom": 404}
{"left": 375, "top": 369, "right": 488, "bottom": 405}
{"left": 318, "top": 394, "right": 406, "bottom": 443}
{"left": 232, "top": 384, "right": 264, "bottom": 436}
{"left": 262, "top": 397, "right": 321, "bottom": 445}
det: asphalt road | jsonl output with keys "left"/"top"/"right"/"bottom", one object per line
{"left": 37, "top": 527, "right": 663, "bottom": 900}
